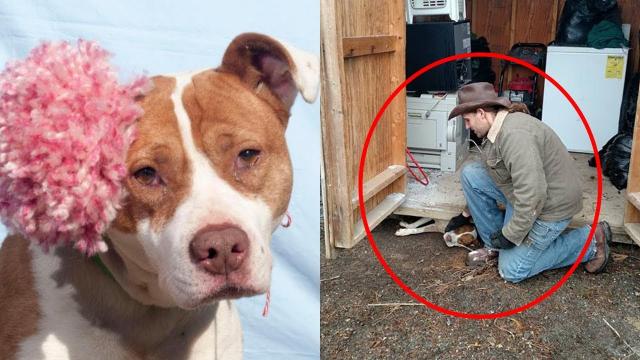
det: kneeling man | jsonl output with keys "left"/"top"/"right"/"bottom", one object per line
{"left": 446, "top": 82, "right": 610, "bottom": 283}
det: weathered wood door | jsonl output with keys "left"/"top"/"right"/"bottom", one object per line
{"left": 321, "top": 0, "right": 407, "bottom": 258}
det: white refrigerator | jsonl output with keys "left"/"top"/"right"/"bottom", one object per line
{"left": 541, "top": 46, "right": 629, "bottom": 153}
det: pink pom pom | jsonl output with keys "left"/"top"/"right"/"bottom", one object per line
{"left": 0, "top": 40, "right": 151, "bottom": 256}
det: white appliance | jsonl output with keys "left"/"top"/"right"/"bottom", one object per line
{"left": 405, "top": 0, "right": 466, "bottom": 23}
{"left": 541, "top": 46, "right": 629, "bottom": 153}
{"left": 406, "top": 93, "right": 469, "bottom": 172}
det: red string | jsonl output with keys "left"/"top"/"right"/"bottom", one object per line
{"left": 262, "top": 289, "right": 271, "bottom": 317}
{"left": 266, "top": 211, "right": 290, "bottom": 317}
{"left": 264, "top": 213, "right": 291, "bottom": 318}
{"left": 405, "top": 148, "right": 429, "bottom": 186}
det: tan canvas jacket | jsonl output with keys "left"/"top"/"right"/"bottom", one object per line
{"left": 481, "top": 111, "right": 583, "bottom": 244}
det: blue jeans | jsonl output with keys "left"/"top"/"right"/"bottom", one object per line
{"left": 460, "top": 162, "right": 596, "bottom": 283}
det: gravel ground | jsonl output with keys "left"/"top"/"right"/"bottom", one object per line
{"left": 321, "top": 218, "right": 640, "bottom": 359}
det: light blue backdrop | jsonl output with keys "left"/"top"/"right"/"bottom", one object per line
{"left": 0, "top": 1, "right": 320, "bottom": 359}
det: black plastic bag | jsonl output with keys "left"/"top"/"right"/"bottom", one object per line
{"left": 470, "top": 35, "right": 495, "bottom": 84}
{"left": 590, "top": 133, "right": 632, "bottom": 190}
{"left": 588, "top": 0, "right": 618, "bottom": 12}
{"left": 605, "top": 134, "right": 632, "bottom": 189}
{"left": 556, "top": 0, "right": 620, "bottom": 45}
{"left": 588, "top": 134, "right": 615, "bottom": 169}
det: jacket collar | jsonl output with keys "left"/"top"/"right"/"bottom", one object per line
{"left": 487, "top": 110, "right": 509, "bottom": 143}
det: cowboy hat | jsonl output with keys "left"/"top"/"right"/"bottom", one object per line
{"left": 448, "top": 82, "right": 511, "bottom": 119}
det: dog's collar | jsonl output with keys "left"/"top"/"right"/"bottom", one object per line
{"left": 91, "top": 254, "right": 116, "bottom": 281}
{"left": 91, "top": 234, "right": 115, "bottom": 280}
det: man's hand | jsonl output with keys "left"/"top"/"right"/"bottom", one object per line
{"left": 445, "top": 213, "right": 472, "bottom": 233}
{"left": 490, "top": 230, "right": 516, "bottom": 249}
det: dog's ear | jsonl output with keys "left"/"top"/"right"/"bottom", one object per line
{"left": 219, "top": 33, "right": 319, "bottom": 115}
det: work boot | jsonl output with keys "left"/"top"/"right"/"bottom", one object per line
{"left": 466, "top": 248, "right": 498, "bottom": 267}
{"left": 584, "top": 221, "right": 611, "bottom": 274}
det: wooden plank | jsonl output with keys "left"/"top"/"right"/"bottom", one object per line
{"left": 320, "top": 0, "right": 353, "bottom": 258}
{"left": 550, "top": 0, "right": 559, "bottom": 38}
{"left": 387, "top": 0, "right": 407, "bottom": 197}
{"left": 471, "top": 0, "right": 477, "bottom": 34}
{"left": 395, "top": 205, "right": 460, "bottom": 222}
{"left": 351, "top": 165, "right": 406, "bottom": 208}
{"left": 624, "top": 82, "right": 640, "bottom": 226}
{"left": 472, "top": 0, "right": 513, "bottom": 85}
{"left": 512, "top": 0, "right": 557, "bottom": 44}
{"left": 396, "top": 152, "right": 631, "bottom": 242}
{"left": 624, "top": 223, "right": 640, "bottom": 246}
{"left": 506, "top": 0, "right": 517, "bottom": 86}
{"left": 342, "top": 35, "right": 397, "bottom": 58}
{"left": 509, "top": 0, "right": 516, "bottom": 46}
{"left": 345, "top": 193, "right": 406, "bottom": 248}
{"left": 320, "top": 146, "right": 335, "bottom": 259}
{"left": 626, "top": 192, "right": 640, "bottom": 212}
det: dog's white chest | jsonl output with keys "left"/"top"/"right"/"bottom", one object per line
{"left": 17, "top": 247, "right": 129, "bottom": 359}
{"left": 16, "top": 247, "right": 242, "bottom": 360}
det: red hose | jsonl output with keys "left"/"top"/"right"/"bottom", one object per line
{"left": 405, "top": 148, "right": 429, "bottom": 186}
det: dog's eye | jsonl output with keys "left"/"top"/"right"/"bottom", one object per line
{"left": 236, "top": 149, "right": 261, "bottom": 169}
{"left": 133, "top": 167, "right": 162, "bottom": 186}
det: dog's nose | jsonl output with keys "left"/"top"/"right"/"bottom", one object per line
{"left": 190, "top": 225, "right": 249, "bottom": 275}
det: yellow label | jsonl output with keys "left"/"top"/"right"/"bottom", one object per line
{"left": 605, "top": 56, "right": 624, "bottom": 79}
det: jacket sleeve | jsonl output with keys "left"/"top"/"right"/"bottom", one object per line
{"left": 500, "top": 129, "right": 547, "bottom": 244}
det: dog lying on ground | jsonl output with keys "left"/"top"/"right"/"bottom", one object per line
{"left": 396, "top": 216, "right": 480, "bottom": 249}
{"left": 0, "top": 33, "right": 318, "bottom": 359}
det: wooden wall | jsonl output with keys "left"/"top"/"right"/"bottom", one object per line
{"left": 467, "top": 0, "right": 640, "bottom": 83}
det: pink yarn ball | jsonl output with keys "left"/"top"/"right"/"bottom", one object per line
{"left": 0, "top": 40, "right": 151, "bottom": 256}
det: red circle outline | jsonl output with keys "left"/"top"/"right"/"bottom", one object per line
{"left": 357, "top": 52, "right": 603, "bottom": 319}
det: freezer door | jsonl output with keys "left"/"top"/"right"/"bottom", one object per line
{"left": 541, "top": 46, "right": 628, "bottom": 153}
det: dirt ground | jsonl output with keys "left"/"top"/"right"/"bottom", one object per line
{"left": 321, "top": 217, "right": 640, "bottom": 359}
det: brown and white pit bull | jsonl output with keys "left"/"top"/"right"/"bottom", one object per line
{"left": 0, "top": 33, "right": 319, "bottom": 360}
